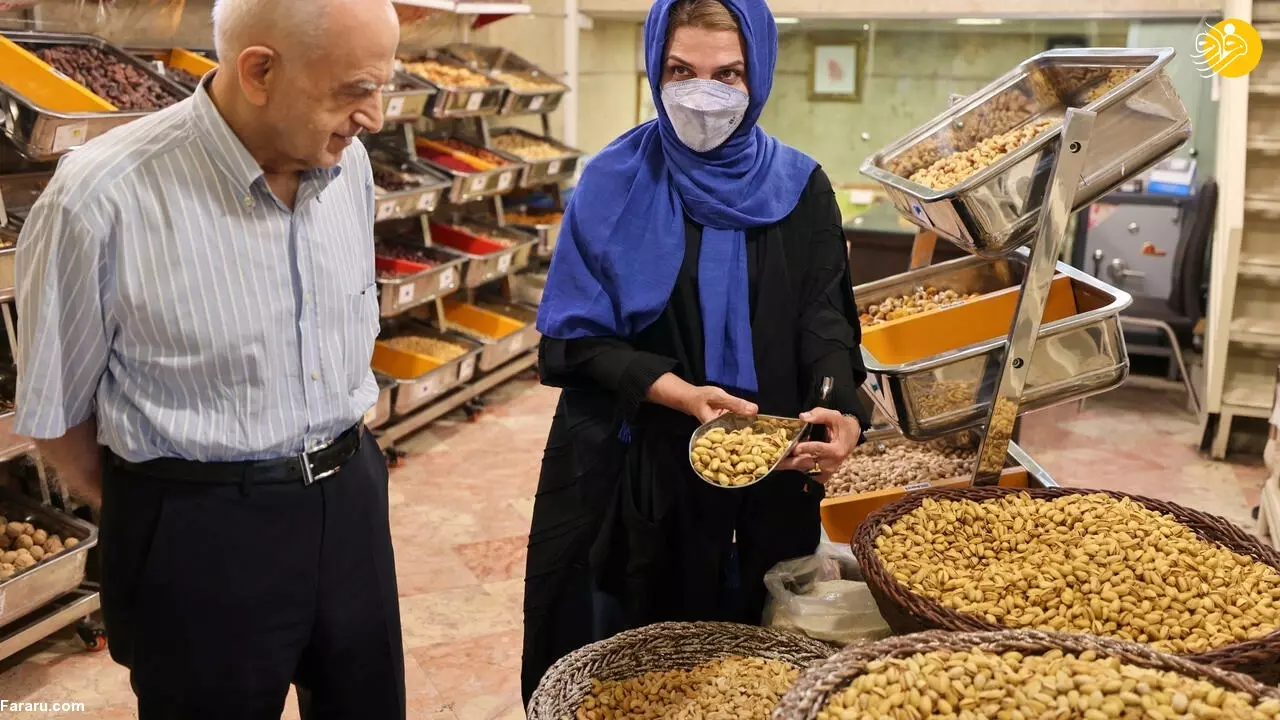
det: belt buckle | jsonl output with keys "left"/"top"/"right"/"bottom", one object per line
{"left": 299, "top": 445, "right": 343, "bottom": 486}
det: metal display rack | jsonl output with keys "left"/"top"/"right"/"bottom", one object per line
{"left": 857, "top": 47, "right": 1190, "bottom": 486}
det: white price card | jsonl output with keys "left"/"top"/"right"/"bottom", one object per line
{"left": 52, "top": 121, "right": 89, "bottom": 154}
{"left": 438, "top": 268, "right": 457, "bottom": 291}
{"left": 397, "top": 283, "right": 416, "bottom": 305}
{"left": 528, "top": 95, "right": 545, "bottom": 112}
{"left": 497, "top": 172, "right": 514, "bottom": 191}
{"left": 497, "top": 253, "right": 513, "bottom": 274}
{"left": 460, "top": 355, "right": 477, "bottom": 381}
{"left": 546, "top": 160, "right": 562, "bottom": 176}
{"left": 466, "top": 93, "right": 484, "bottom": 111}
{"left": 470, "top": 175, "right": 488, "bottom": 192}
{"left": 903, "top": 481, "right": 932, "bottom": 492}
{"left": 385, "top": 96, "right": 406, "bottom": 118}
{"left": 376, "top": 200, "right": 399, "bottom": 221}
{"left": 364, "top": 406, "right": 378, "bottom": 425}
{"left": 416, "top": 191, "right": 436, "bottom": 212}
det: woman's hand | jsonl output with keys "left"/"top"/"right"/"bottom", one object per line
{"left": 646, "top": 373, "right": 758, "bottom": 424}
{"left": 778, "top": 409, "right": 862, "bottom": 484}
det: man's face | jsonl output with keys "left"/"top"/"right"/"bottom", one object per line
{"left": 261, "top": 9, "right": 399, "bottom": 169}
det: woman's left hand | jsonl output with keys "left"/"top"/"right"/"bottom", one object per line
{"left": 778, "top": 409, "right": 862, "bottom": 484}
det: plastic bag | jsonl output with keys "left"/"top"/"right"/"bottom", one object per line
{"left": 762, "top": 543, "right": 891, "bottom": 645}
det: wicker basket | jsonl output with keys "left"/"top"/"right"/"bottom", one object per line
{"left": 773, "top": 629, "right": 1280, "bottom": 720}
{"left": 852, "top": 486, "right": 1280, "bottom": 683}
{"left": 527, "top": 621, "right": 838, "bottom": 720}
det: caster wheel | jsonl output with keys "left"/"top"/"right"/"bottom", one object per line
{"left": 384, "top": 448, "right": 407, "bottom": 469}
{"left": 77, "top": 623, "right": 107, "bottom": 653}
{"left": 464, "top": 407, "right": 482, "bottom": 423}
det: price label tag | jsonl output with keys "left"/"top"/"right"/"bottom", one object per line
{"left": 466, "top": 93, "right": 484, "bottom": 111}
{"left": 460, "top": 355, "right": 477, "bottom": 380}
{"left": 470, "top": 175, "right": 488, "bottom": 193}
{"left": 903, "top": 481, "right": 932, "bottom": 492}
{"left": 546, "top": 159, "right": 562, "bottom": 176}
{"left": 52, "top": 121, "right": 88, "bottom": 154}
{"left": 416, "top": 190, "right": 436, "bottom": 212}
{"left": 364, "top": 406, "right": 378, "bottom": 425}
{"left": 376, "top": 200, "right": 399, "bottom": 221}
{"left": 497, "top": 172, "right": 514, "bottom": 191}
{"left": 438, "top": 268, "right": 457, "bottom": 291}
{"left": 497, "top": 253, "right": 513, "bottom": 274}
{"left": 385, "top": 96, "right": 406, "bottom": 118}
{"left": 397, "top": 283, "right": 416, "bottom": 305}
{"left": 528, "top": 95, "right": 545, "bottom": 112}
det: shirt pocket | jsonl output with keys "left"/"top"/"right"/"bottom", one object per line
{"left": 345, "top": 283, "right": 380, "bottom": 392}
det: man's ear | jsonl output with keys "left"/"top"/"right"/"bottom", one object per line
{"left": 236, "top": 46, "right": 276, "bottom": 107}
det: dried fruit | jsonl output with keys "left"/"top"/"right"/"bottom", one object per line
{"left": 402, "top": 59, "right": 491, "bottom": 89}
{"left": 577, "top": 656, "right": 798, "bottom": 720}
{"left": 36, "top": 45, "right": 179, "bottom": 111}
{"left": 818, "top": 647, "right": 1280, "bottom": 720}
{"left": 874, "top": 492, "right": 1280, "bottom": 654}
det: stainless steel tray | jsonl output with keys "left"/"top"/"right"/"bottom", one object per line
{"left": 375, "top": 244, "right": 466, "bottom": 317}
{"left": 368, "top": 146, "right": 453, "bottom": 222}
{"left": 0, "top": 488, "right": 97, "bottom": 630}
{"left": 386, "top": 325, "right": 483, "bottom": 415}
{"left": 365, "top": 371, "right": 396, "bottom": 430}
{"left": 401, "top": 50, "right": 507, "bottom": 119}
{"left": 444, "top": 43, "right": 567, "bottom": 116}
{"left": 506, "top": 212, "right": 561, "bottom": 258}
{"left": 414, "top": 138, "right": 523, "bottom": 204}
{"left": 860, "top": 48, "right": 1191, "bottom": 257}
{"left": 858, "top": 252, "right": 1132, "bottom": 439}
{"left": 430, "top": 215, "right": 538, "bottom": 288}
{"left": 382, "top": 70, "right": 436, "bottom": 124}
{"left": 457, "top": 301, "right": 540, "bottom": 372}
{"left": 489, "top": 128, "right": 581, "bottom": 188}
{"left": 1, "top": 31, "right": 191, "bottom": 161}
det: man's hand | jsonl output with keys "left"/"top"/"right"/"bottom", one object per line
{"left": 646, "top": 373, "right": 758, "bottom": 424}
{"left": 32, "top": 419, "right": 103, "bottom": 510}
{"left": 778, "top": 409, "right": 862, "bottom": 484}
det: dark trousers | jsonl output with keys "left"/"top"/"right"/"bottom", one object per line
{"left": 99, "top": 429, "right": 406, "bottom": 720}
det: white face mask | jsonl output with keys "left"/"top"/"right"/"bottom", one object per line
{"left": 660, "top": 79, "right": 749, "bottom": 153}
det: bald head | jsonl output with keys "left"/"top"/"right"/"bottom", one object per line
{"left": 208, "top": 0, "right": 399, "bottom": 172}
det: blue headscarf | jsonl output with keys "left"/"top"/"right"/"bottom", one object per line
{"left": 535, "top": 0, "right": 817, "bottom": 393}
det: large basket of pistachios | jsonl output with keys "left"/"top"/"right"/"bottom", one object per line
{"left": 852, "top": 487, "right": 1280, "bottom": 683}
{"left": 773, "top": 629, "right": 1280, "bottom": 720}
{"left": 527, "top": 621, "right": 837, "bottom": 720}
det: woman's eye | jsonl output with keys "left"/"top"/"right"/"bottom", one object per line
{"left": 669, "top": 66, "right": 691, "bottom": 77}
{"left": 717, "top": 70, "right": 741, "bottom": 82}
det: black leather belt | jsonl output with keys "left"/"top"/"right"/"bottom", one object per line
{"left": 107, "top": 423, "right": 364, "bottom": 486}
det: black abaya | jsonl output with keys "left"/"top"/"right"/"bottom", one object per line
{"left": 521, "top": 167, "right": 871, "bottom": 703}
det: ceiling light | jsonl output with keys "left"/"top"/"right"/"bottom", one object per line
{"left": 955, "top": 18, "right": 1004, "bottom": 25}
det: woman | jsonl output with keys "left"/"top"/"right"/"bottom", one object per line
{"left": 521, "top": 0, "right": 871, "bottom": 702}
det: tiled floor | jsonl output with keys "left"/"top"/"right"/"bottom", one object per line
{"left": 0, "top": 378, "right": 1268, "bottom": 719}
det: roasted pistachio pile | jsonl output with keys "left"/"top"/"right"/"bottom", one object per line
{"left": 491, "top": 133, "right": 565, "bottom": 161}
{"left": 818, "top": 648, "right": 1280, "bottom": 720}
{"left": 875, "top": 492, "right": 1280, "bottom": 654}
{"left": 577, "top": 656, "right": 799, "bottom": 720}
{"left": 860, "top": 287, "right": 982, "bottom": 327}
{"left": 690, "top": 423, "right": 795, "bottom": 487}
{"left": 909, "top": 118, "right": 1058, "bottom": 191}
{"left": 382, "top": 335, "right": 468, "bottom": 361}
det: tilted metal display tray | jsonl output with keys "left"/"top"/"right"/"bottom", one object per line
{"left": 860, "top": 48, "right": 1191, "bottom": 257}
{"left": 858, "top": 252, "right": 1132, "bottom": 440}
{"left": 488, "top": 128, "right": 582, "bottom": 188}
{"left": 372, "top": 324, "right": 483, "bottom": 415}
{"left": 381, "top": 70, "right": 437, "bottom": 124}
{"left": 428, "top": 216, "right": 538, "bottom": 288}
{"left": 374, "top": 240, "right": 467, "bottom": 317}
{"left": 441, "top": 301, "right": 540, "bottom": 372}
{"left": 400, "top": 50, "right": 507, "bottom": 119}
{"left": 369, "top": 145, "right": 453, "bottom": 222}
{"left": 443, "top": 43, "right": 567, "bottom": 116}
{"left": 365, "top": 371, "right": 397, "bottom": 430}
{"left": 413, "top": 137, "right": 523, "bottom": 204}
{"left": 0, "top": 31, "right": 191, "bottom": 161}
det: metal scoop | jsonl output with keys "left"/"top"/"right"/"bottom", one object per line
{"left": 688, "top": 377, "right": 833, "bottom": 489}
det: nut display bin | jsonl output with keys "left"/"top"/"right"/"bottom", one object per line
{"left": 0, "top": 31, "right": 191, "bottom": 160}
{"left": 488, "top": 128, "right": 582, "bottom": 188}
{"left": 443, "top": 301, "right": 539, "bottom": 372}
{"left": 370, "top": 147, "right": 453, "bottom": 222}
{"left": 375, "top": 246, "right": 467, "bottom": 317}
{"left": 401, "top": 50, "right": 507, "bottom": 119}
{"left": 365, "top": 371, "right": 397, "bottom": 430}
{"left": 429, "top": 219, "right": 537, "bottom": 288}
{"left": 0, "top": 488, "right": 97, "bottom": 630}
{"left": 372, "top": 325, "right": 482, "bottom": 415}
{"left": 444, "top": 43, "right": 568, "bottom": 116}
{"left": 860, "top": 48, "right": 1191, "bottom": 256}
{"left": 859, "top": 252, "right": 1132, "bottom": 440}
{"left": 415, "top": 138, "right": 522, "bottom": 203}
{"left": 382, "top": 70, "right": 436, "bottom": 123}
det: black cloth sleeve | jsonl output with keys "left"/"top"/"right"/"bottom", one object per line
{"left": 795, "top": 170, "right": 873, "bottom": 431}
{"left": 538, "top": 336, "right": 678, "bottom": 418}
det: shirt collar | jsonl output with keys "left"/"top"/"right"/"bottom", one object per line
{"left": 191, "top": 74, "right": 344, "bottom": 200}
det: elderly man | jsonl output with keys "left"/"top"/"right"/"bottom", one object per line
{"left": 14, "top": 0, "right": 405, "bottom": 717}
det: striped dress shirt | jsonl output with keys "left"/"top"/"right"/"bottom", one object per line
{"left": 14, "top": 79, "right": 380, "bottom": 463}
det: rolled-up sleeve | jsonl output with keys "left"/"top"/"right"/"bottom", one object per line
{"left": 13, "top": 194, "right": 110, "bottom": 439}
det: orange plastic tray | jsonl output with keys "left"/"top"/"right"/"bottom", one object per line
{"left": 444, "top": 302, "right": 524, "bottom": 340}
{"left": 168, "top": 48, "right": 217, "bottom": 77}
{"left": 372, "top": 341, "right": 444, "bottom": 379}
{"left": 0, "top": 35, "right": 116, "bottom": 112}
{"left": 860, "top": 275, "right": 1079, "bottom": 365}
{"left": 820, "top": 467, "right": 1030, "bottom": 544}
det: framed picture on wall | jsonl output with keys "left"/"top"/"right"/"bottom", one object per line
{"left": 637, "top": 72, "right": 658, "bottom": 126}
{"left": 809, "top": 39, "right": 863, "bottom": 102}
